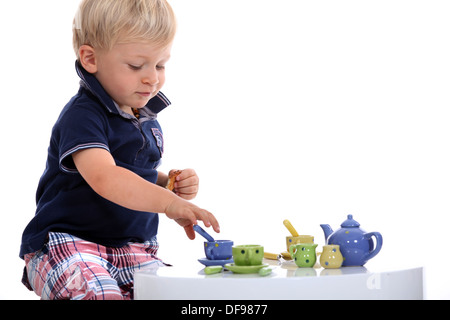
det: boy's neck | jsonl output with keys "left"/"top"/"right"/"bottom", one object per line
{"left": 119, "top": 105, "right": 137, "bottom": 118}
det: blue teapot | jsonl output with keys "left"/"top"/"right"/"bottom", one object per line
{"left": 320, "top": 215, "right": 382, "bottom": 266}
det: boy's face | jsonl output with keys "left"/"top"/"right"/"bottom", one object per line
{"left": 93, "top": 42, "right": 172, "bottom": 113}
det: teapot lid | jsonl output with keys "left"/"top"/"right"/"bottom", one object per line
{"left": 340, "top": 214, "right": 360, "bottom": 227}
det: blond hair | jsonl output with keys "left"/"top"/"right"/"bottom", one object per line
{"left": 73, "top": 0, "right": 176, "bottom": 60}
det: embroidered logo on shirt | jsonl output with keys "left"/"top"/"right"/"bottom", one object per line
{"left": 151, "top": 128, "right": 164, "bottom": 156}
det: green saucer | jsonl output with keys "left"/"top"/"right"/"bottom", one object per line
{"left": 224, "top": 263, "right": 269, "bottom": 274}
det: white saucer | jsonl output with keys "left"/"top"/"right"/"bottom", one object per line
{"left": 198, "top": 257, "right": 233, "bottom": 267}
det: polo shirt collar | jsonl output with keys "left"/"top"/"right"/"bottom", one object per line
{"left": 75, "top": 61, "right": 170, "bottom": 115}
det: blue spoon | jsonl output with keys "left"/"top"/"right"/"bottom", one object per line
{"left": 193, "top": 224, "right": 215, "bottom": 242}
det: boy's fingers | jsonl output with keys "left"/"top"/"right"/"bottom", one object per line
{"left": 198, "top": 209, "right": 220, "bottom": 233}
{"left": 175, "top": 176, "right": 199, "bottom": 190}
{"left": 176, "top": 168, "right": 196, "bottom": 180}
{"left": 174, "top": 184, "right": 198, "bottom": 195}
{"left": 208, "top": 213, "right": 220, "bottom": 233}
{"left": 184, "top": 225, "right": 195, "bottom": 240}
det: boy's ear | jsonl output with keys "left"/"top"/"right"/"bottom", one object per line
{"left": 78, "top": 45, "right": 98, "bottom": 73}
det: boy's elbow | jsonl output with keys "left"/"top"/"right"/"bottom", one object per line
{"left": 83, "top": 167, "right": 115, "bottom": 198}
{"left": 89, "top": 176, "right": 108, "bottom": 197}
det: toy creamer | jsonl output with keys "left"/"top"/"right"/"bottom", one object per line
{"left": 289, "top": 243, "right": 318, "bottom": 268}
{"left": 320, "top": 215, "right": 382, "bottom": 266}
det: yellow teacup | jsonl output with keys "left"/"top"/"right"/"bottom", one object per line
{"left": 286, "top": 235, "right": 314, "bottom": 251}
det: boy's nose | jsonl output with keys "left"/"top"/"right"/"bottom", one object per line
{"left": 142, "top": 71, "right": 159, "bottom": 86}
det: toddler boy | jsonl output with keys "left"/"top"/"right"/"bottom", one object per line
{"left": 20, "top": 0, "right": 219, "bottom": 300}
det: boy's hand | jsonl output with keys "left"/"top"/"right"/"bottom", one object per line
{"left": 164, "top": 196, "right": 220, "bottom": 239}
{"left": 170, "top": 168, "right": 200, "bottom": 200}
{"left": 166, "top": 169, "right": 218, "bottom": 239}
{"left": 72, "top": 148, "right": 219, "bottom": 240}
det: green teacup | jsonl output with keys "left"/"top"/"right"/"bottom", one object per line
{"left": 232, "top": 245, "right": 264, "bottom": 266}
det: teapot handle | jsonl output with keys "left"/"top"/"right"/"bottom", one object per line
{"left": 364, "top": 232, "right": 383, "bottom": 261}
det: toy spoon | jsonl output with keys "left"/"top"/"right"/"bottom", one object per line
{"left": 193, "top": 224, "right": 215, "bottom": 242}
{"left": 283, "top": 219, "right": 299, "bottom": 237}
{"left": 204, "top": 266, "right": 223, "bottom": 275}
{"left": 258, "top": 267, "right": 272, "bottom": 277}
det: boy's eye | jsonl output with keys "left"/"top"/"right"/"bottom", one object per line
{"left": 128, "top": 64, "right": 142, "bottom": 71}
{"left": 156, "top": 65, "right": 165, "bottom": 70}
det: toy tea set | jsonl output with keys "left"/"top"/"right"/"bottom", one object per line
{"left": 278, "top": 215, "right": 383, "bottom": 268}
{"left": 194, "top": 214, "right": 382, "bottom": 275}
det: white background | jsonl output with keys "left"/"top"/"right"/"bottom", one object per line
{"left": 1, "top": 0, "right": 449, "bottom": 299}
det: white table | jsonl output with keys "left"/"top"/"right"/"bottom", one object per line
{"left": 134, "top": 258, "right": 423, "bottom": 300}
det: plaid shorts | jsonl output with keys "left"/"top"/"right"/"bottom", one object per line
{"left": 22, "top": 232, "right": 168, "bottom": 300}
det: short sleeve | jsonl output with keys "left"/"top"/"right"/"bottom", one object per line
{"left": 54, "top": 102, "right": 110, "bottom": 173}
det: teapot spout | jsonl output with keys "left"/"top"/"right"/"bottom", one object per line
{"left": 320, "top": 224, "right": 333, "bottom": 243}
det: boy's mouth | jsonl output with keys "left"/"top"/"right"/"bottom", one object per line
{"left": 136, "top": 92, "right": 152, "bottom": 97}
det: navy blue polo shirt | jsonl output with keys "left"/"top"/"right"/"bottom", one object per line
{"left": 19, "top": 61, "right": 170, "bottom": 258}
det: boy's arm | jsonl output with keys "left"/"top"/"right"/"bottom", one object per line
{"left": 156, "top": 171, "right": 169, "bottom": 188}
{"left": 72, "top": 148, "right": 219, "bottom": 239}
